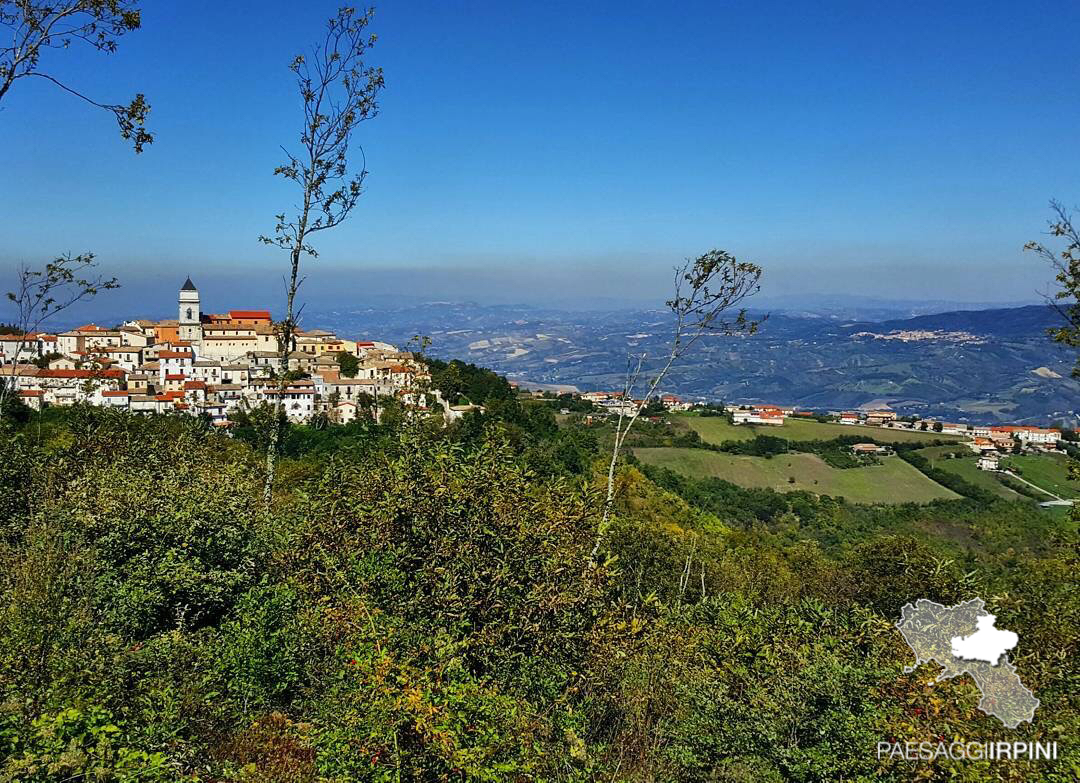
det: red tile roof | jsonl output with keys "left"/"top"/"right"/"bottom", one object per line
{"left": 229, "top": 310, "right": 272, "bottom": 320}
{"left": 39, "top": 368, "right": 125, "bottom": 379}
{"left": 990, "top": 425, "right": 1058, "bottom": 433}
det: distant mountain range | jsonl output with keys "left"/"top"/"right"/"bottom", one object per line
{"left": 752, "top": 293, "right": 1043, "bottom": 322}
{"left": 309, "top": 302, "right": 1079, "bottom": 426}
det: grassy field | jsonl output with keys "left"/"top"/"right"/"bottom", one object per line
{"left": 677, "top": 414, "right": 963, "bottom": 445}
{"left": 675, "top": 416, "right": 755, "bottom": 442}
{"left": 1002, "top": 454, "right": 1080, "bottom": 500}
{"left": 633, "top": 447, "right": 961, "bottom": 504}
{"left": 916, "top": 445, "right": 1025, "bottom": 501}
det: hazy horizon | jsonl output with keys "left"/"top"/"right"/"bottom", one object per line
{"left": 3, "top": 0, "right": 1077, "bottom": 317}
{"left": 0, "top": 263, "right": 1049, "bottom": 328}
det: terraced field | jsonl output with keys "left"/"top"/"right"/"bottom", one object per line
{"left": 677, "top": 414, "right": 963, "bottom": 445}
{"left": 633, "top": 447, "right": 961, "bottom": 504}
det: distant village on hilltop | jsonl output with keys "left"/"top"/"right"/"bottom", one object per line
{"left": 0, "top": 278, "right": 473, "bottom": 424}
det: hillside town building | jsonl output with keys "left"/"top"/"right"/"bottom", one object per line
{"left": 0, "top": 279, "right": 442, "bottom": 425}
{"left": 865, "top": 410, "right": 898, "bottom": 425}
{"left": 851, "top": 442, "right": 889, "bottom": 455}
{"left": 731, "top": 405, "right": 786, "bottom": 425}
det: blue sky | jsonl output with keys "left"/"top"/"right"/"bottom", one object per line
{"left": 1, "top": 0, "right": 1078, "bottom": 317}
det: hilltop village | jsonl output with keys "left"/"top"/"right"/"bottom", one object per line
{"left": 0, "top": 279, "right": 465, "bottom": 425}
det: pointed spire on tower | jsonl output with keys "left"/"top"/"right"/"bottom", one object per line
{"left": 181, "top": 277, "right": 197, "bottom": 291}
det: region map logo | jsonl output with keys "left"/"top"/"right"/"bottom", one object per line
{"left": 895, "top": 597, "right": 1038, "bottom": 728}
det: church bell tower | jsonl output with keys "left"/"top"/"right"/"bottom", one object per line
{"left": 178, "top": 277, "right": 202, "bottom": 342}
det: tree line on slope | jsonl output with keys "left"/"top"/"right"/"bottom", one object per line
{"left": 0, "top": 402, "right": 1076, "bottom": 782}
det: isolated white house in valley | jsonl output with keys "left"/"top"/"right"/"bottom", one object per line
{"left": 732, "top": 406, "right": 785, "bottom": 425}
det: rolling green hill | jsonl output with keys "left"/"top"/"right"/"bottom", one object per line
{"left": 915, "top": 445, "right": 1025, "bottom": 501}
{"left": 1002, "top": 453, "right": 1080, "bottom": 500}
{"left": 915, "top": 446, "right": 1080, "bottom": 502}
{"left": 633, "top": 447, "right": 961, "bottom": 504}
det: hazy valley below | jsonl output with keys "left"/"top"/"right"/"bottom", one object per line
{"left": 307, "top": 301, "right": 1079, "bottom": 426}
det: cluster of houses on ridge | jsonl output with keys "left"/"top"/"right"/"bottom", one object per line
{"left": 722, "top": 402, "right": 1066, "bottom": 466}
{"left": 570, "top": 395, "right": 1067, "bottom": 465}
{"left": 540, "top": 390, "right": 1062, "bottom": 457}
{"left": 0, "top": 279, "right": 465, "bottom": 425}
{"left": 578, "top": 390, "right": 694, "bottom": 416}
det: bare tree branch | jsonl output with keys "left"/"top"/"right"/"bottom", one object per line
{"left": 0, "top": 1, "right": 152, "bottom": 152}
{"left": 259, "top": 6, "right": 383, "bottom": 508}
{"left": 1, "top": 253, "right": 119, "bottom": 415}
{"left": 1025, "top": 199, "right": 1080, "bottom": 376}
{"left": 592, "top": 249, "right": 765, "bottom": 562}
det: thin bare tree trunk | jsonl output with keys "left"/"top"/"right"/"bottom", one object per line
{"left": 589, "top": 251, "right": 764, "bottom": 562}
{"left": 258, "top": 7, "right": 382, "bottom": 507}
{"left": 592, "top": 338, "right": 681, "bottom": 560}
{"left": 263, "top": 235, "right": 307, "bottom": 508}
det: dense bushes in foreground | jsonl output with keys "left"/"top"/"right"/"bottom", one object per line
{"left": 0, "top": 406, "right": 1076, "bottom": 781}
